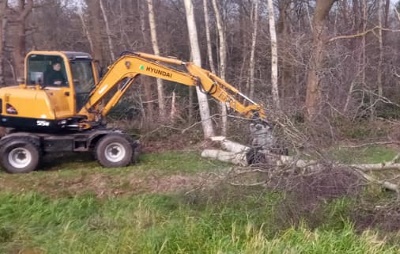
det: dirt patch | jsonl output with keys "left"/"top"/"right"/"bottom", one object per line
{"left": 141, "top": 132, "right": 201, "bottom": 153}
{"left": 0, "top": 170, "right": 223, "bottom": 199}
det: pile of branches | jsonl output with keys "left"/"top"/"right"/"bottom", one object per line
{"left": 201, "top": 116, "right": 400, "bottom": 200}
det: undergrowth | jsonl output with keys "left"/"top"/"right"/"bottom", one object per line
{"left": 0, "top": 149, "right": 399, "bottom": 253}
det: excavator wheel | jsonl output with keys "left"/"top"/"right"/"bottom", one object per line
{"left": 94, "top": 134, "right": 133, "bottom": 168}
{"left": 0, "top": 138, "right": 41, "bottom": 173}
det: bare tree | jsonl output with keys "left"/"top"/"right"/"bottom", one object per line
{"left": 99, "top": 0, "right": 115, "bottom": 61}
{"left": 211, "top": 0, "right": 228, "bottom": 136}
{"left": 183, "top": 0, "right": 215, "bottom": 138}
{"left": 248, "top": 0, "right": 259, "bottom": 100}
{"left": 78, "top": 4, "right": 94, "bottom": 56}
{"left": 203, "top": 0, "right": 216, "bottom": 74}
{"left": 305, "top": 0, "right": 337, "bottom": 120}
{"left": 8, "top": 0, "right": 33, "bottom": 80}
{"left": 267, "top": 0, "right": 280, "bottom": 110}
{"left": 147, "top": 0, "right": 166, "bottom": 119}
{"left": 85, "top": 0, "right": 105, "bottom": 66}
{"left": 139, "top": 1, "right": 155, "bottom": 122}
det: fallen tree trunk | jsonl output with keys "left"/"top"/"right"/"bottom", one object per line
{"left": 202, "top": 137, "right": 400, "bottom": 195}
{"left": 201, "top": 149, "right": 248, "bottom": 166}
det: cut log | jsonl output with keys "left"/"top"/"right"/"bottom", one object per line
{"left": 211, "top": 136, "right": 250, "bottom": 154}
{"left": 350, "top": 163, "right": 400, "bottom": 171}
{"left": 201, "top": 149, "right": 248, "bottom": 166}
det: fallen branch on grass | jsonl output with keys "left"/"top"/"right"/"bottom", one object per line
{"left": 201, "top": 136, "right": 400, "bottom": 194}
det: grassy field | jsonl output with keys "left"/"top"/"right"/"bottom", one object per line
{"left": 0, "top": 149, "right": 399, "bottom": 253}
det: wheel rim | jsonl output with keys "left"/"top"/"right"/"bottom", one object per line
{"left": 104, "top": 142, "right": 126, "bottom": 162}
{"left": 8, "top": 147, "right": 32, "bottom": 169}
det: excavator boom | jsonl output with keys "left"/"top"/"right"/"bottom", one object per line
{"left": 79, "top": 52, "right": 267, "bottom": 124}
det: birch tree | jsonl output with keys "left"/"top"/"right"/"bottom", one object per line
{"left": 183, "top": 0, "right": 215, "bottom": 138}
{"left": 248, "top": 0, "right": 259, "bottom": 100}
{"left": 202, "top": 0, "right": 216, "bottom": 74}
{"left": 99, "top": 0, "right": 115, "bottom": 61}
{"left": 147, "top": 0, "right": 166, "bottom": 119}
{"left": 267, "top": 0, "right": 280, "bottom": 110}
{"left": 211, "top": 0, "right": 228, "bottom": 136}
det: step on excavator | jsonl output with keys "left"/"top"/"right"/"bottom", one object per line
{"left": 0, "top": 51, "right": 273, "bottom": 173}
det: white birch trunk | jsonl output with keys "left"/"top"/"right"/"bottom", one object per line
{"left": 184, "top": 0, "right": 215, "bottom": 138}
{"left": 147, "top": 0, "right": 166, "bottom": 119}
{"left": 170, "top": 91, "right": 178, "bottom": 120}
{"left": 267, "top": 0, "right": 281, "bottom": 109}
{"left": 248, "top": 0, "right": 259, "bottom": 99}
{"left": 211, "top": 0, "right": 228, "bottom": 136}
{"left": 202, "top": 0, "right": 216, "bottom": 74}
{"left": 99, "top": 0, "right": 115, "bottom": 61}
{"left": 78, "top": 6, "right": 94, "bottom": 57}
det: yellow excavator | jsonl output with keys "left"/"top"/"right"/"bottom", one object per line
{"left": 0, "top": 50, "right": 269, "bottom": 173}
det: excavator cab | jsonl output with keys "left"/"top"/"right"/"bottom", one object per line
{"left": 26, "top": 51, "right": 97, "bottom": 114}
{"left": 0, "top": 51, "right": 99, "bottom": 132}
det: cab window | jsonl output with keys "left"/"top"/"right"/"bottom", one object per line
{"left": 70, "top": 60, "right": 94, "bottom": 94}
{"left": 27, "top": 55, "right": 68, "bottom": 87}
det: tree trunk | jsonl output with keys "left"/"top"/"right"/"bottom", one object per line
{"left": 147, "top": 0, "right": 166, "bottom": 119}
{"left": 0, "top": 0, "right": 7, "bottom": 86}
{"left": 202, "top": 0, "right": 216, "bottom": 74}
{"left": 201, "top": 0, "right": 215, "bottom": 125}
{"left": 211, "top": 0, "right": 228, "bottom": 136}
{"left": 267, "top": 0, "right": 280, "bottom": 110}
{"left": 183, "top": 0, "right": 215, "bottom": 139}
{"left": 139, "top": 1, "right": 154, "bottom": 122}
{"left": 377, "top": 0, "right": 383, "bottom": 97}
{"left": 248, "top": 0, "right": 259, "bottom": 100}
{"left": 277, "top": 0, "right": 291, "bottom": 101}
{"left": 78, "top": 7, "right": 94, "bottom": 57}
{"left": 85, "top": 0, "right": 105, "bottom": 66}
{"left": 305, "top": 0, "right": 337, "bottom": 120}
{"left": 384, "top": 0, "right": 390, "bottom": 28}
{"left": 99, "top": 0, "right": 115, "bottom": 61}
{"left": 9, "top": 0, "right": 33, "bottom": 81}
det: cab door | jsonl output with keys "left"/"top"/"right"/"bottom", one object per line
{"left": 26, "top": 53, "right": 75, "bottom": 118}
{"left": 69, "top": 59, "right": 95, "bottom": 113}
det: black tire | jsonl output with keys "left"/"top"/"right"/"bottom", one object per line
{"left": 94, "top": 134, "right": 133, "bottom": 168}
{"left": 0, "top": 139, "right": 40, "bottom": 173}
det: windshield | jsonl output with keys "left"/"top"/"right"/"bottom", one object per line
{"left": 70, "top": 60, "right": 95, "bottom": 94}
{"left": 71, "top": 60, "right": 95, "bottom": 111}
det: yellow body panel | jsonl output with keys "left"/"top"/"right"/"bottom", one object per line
{"left": 0, "top": 86, "right": 56, "bottom": 119}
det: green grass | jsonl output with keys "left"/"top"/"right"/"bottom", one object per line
{"left": 0, "top": 150, "right": 399, "bottom": 253}
{"left": 0, "top": 192, "right": 396, "bottom": 254}
{"left": 330, "top": 145, "right": 398, "bottom": 164}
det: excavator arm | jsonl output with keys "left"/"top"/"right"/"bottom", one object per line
{"left": 79, "top": 52, "right": 267, "bottom": 126}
